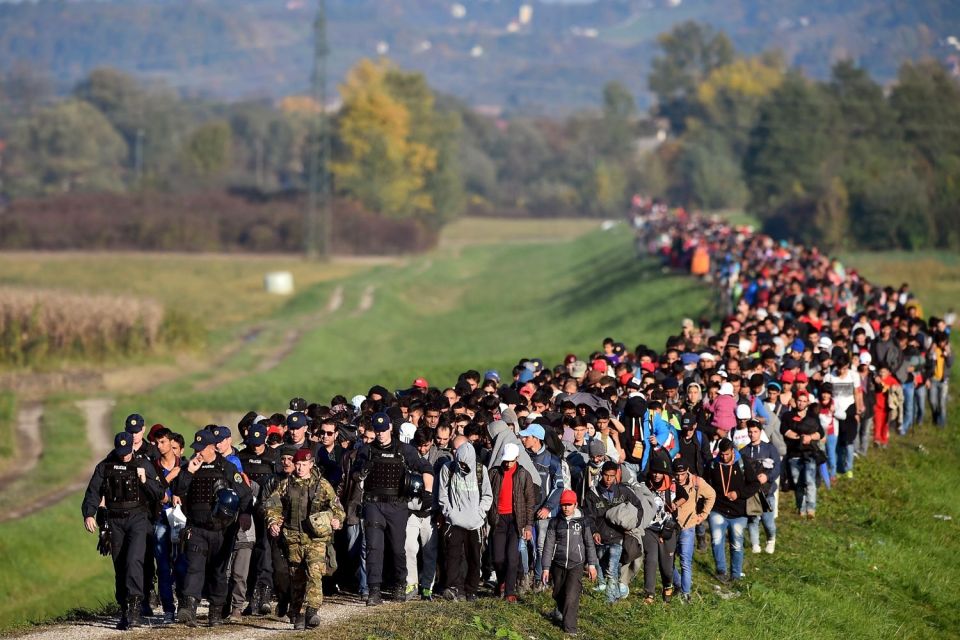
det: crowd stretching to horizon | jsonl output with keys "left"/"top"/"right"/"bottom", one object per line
{"left": 83, "top": 201, "right": 954, "bottom": 635}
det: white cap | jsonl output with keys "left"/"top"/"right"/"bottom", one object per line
{"left": 756, "top": 308, "right": 768, "bottom": 321}
{"left": 399, "top": 422, "right": 416, "bottom": 444}
{"left": 859, "top": 351, "right": 872, "bottom": 365}
{"left": 819, "top": 336, "right": 833, "bottom": 350}
{"left": 719, "top": 382, "right": 735, "bottom": 396}
{"left": 502, "top": 442, "right": 520, "bottom": 462}
{"left": 736, "top": 404, "right": 752, "bottom": 420}
{"left": 351, "top": 394, "right": 366, "bottom": 410}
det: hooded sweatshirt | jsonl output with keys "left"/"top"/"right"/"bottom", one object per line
{"left": 437, "top": 441, "right": 493, "bottom": 531}
{"left": 487, "top": 420, "right": 542, "bottom": 487}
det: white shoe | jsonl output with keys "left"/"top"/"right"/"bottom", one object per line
{"left": 752, "top": 544, "right": 761, "bottom": 554}
{"left": 765, "top": 540, "right": 776, "bottom": 554}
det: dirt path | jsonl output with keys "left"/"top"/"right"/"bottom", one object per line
{"left": 0, "top": 402, "right": 43, "bottom": 492}
{"left": 0, "top": 398, "right": 114, "bottom": 523}
{"left": 8, "top": 593, "right": 377, "bottom": 640}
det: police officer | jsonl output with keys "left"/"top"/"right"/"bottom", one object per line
{"left": 82, "top": 432, "right": 164, "bottom": 630}
{"left": 173, "top": 429, "right": 252, "bottom": 627}
{"left": 353, "top": 412, "right": 433, "bottom": 606}
{"left": 265, "top": 448, "right": 345, "bottom": 629}
{"left": 236, "top": 423, "right": 278, "bottom": 616}
{"left": 285, "top": 411, "right": 311, "bottom": 450}
{"left": 124, "top": 413, "right": 160, "bottom": 619}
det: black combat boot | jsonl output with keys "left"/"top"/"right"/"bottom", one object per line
{"left": 366, "top": 587, "right": 383, "bottom": 607}
{"left": 177, "top": 596, "right": 198, "bottom": 627}
{"left": 208, "top": 605, "right": 224, "bottom": 627}
{"left": 258, "top": 585, "right": 273, "bottom": 616}
{"left": 305, "top": 607, "right": 321, "bottom": 628}
{"left": 292, "top": 609, "right": 305, "bottom": 630}
{"left": 275, "top": 595, "right": 289, "bottom": 619}
{"left": 127, "top": 597, "right": 144, "bottom": 628}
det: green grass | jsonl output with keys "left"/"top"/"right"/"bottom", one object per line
{"left": 839, "top": 251, "right": 960, "bottom": 318}
{"left": 438, "top": 217, "right": 599, "bottom": 247}
{"left": 0, "top": 496, "right": 116, "bottom": 629}
{"left": 0, "top": 399, "right": 87, "bottom": 515}
{"left": 0, "top": 392, "right": 15, "bottom": 467}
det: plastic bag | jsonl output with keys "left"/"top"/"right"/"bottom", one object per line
{"left": 167, "top": 504, "right": 187, "bottom": 543}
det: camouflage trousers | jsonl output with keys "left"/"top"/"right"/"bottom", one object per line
{"left": 287, "top": 537, "right": 327, "bottom": 611}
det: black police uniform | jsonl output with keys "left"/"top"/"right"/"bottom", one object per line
{"left": 238, "top": 445, "right": 279, "bottom": 610}
{"left": 82, "top": 452, "right": 164, "bottom": 624}
{"left": 173, "top": 452, "right": 251, "bottom": 622}
{"left": 354, "top": 438, "right": 432, "bottom": 601}
{"left": 131, "top": 439, "right": 160, "bottom": 614}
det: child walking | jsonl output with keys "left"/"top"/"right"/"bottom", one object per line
{"left": 542, "top": 490, "right": 598, "bottom": 635}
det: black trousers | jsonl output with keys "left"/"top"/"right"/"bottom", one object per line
{"left": 491, "top": 515, "right": 520, "bottom": 596}
{"left": 269, "top": 534, "right": 290, "bottom": 604}
{"left": 363, "top": 501, "right": 408, "bottom": 590}
{"left": 444, "top": 524, "right": 482, "bottom": 596}
{"left": 550, "top": 563, "right": 583, "bottom": 634}
{"left": 109, "top": 511, "right": 151, "bottom": 608}
{"left": 642, "top": 528, "right": 677, "bottom": 595}
{"left": 183, "top": 526, "right": 233, "bottom": 606}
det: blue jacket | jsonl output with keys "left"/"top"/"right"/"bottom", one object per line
{"left": 529, "top": 444, "right": 564, "bottom": 517}
{"left": 641, "top": 411, "right": 679, "bottom": 471}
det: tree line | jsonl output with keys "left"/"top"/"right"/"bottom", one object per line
{"left": 1, "top": 21, "right": 959, "bottom": 252}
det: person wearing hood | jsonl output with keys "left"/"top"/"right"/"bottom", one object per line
{"left": 542, "top": 490, "right": 598, "bottom": 636}
{"left": 487, "top": 442, "right": 537, "bottom": 603}
{"left": 641, "top": 456, "right": 687, "bottom": 604}
{"left": 437, "top": 436, "right": 493, "bottom": 602}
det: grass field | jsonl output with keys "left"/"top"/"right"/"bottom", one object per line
{"left": 0, "top": 218, "right": 959, "bottom": 635}
{"left": 841, "top": 251, "right": 960, "bottom": 318}
{"left": 0, "top": 392, "right": 15, "bottom": 474}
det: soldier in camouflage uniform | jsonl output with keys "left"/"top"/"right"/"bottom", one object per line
{"left": 265, "top": 448, "right": 344, "bottom": 629}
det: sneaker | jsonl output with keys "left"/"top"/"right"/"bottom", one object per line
{"left": 807, "top": 511, "right": 816, "bottom": 519}
{"left": 420, "top": 588, "right": 433, "bottom": 601}
{"left": 547, "top": 609, "right": 563, "bottom": 624}
{"left": 681, "top": 593, "right": 692, "bottom": 604}
{"left": 505, "top": 595, "right": 518, "bottom": 604}
{"left": 751, "top": 544, "right": 761, "bottom": 554}
{"left": 715, "top": 573, "right": 730, "bottom": 584}
{"left": 765, "top": 539, "right": 776, "bottom": 554}
{"left": 618, "top": 583, "right": 630, "bottom": 599}
{"left": 663, "top": 587, "right": 673, "bottom": 603}
{"left": 442, "top": 587, "right": 460, "bottom": 602}
{"left": 642, "top": 593, "right": 655, "bottom": 604}
{"left": 227, "top": 607, "right": 243, "bottom": 623}
{"left": 465, "top": 593, "right": 478, "bottom": 602}
{"left": 844, "top": 470, "right": 854, "bottom": 479}
{"left": 162, "top": 611, "right": 175, "bottom": 625}
{"left": 593, "top": 581, "right": 607, "bottom": 592}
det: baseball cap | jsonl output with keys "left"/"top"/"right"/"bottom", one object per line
{"left": 399, "top": 422, "right": 416, "bottom": 443}
{"left": 412, "top": 377, "right": 429, "bottom": 389}
{"left": 293, "top": 448, "right": 314, "bottom": 463}
{"left": 286, "top": 412, "right": 308, "bottom": 430}
{"left": 736, "top": 404, "right": 752, "bottom": 420}
{"left": 210, "top": 425, "right": 231, "bottom": 443}
{"left": 371, "top": 412, "right": 392, "bottom": 432}
{"left": 570, "top": 360, "right": 588, "bottom": 378}
{"left": 502, "top": 442, "right": 520, "bottom": 462}
{"left": 672, "top": 459, "right": 689, "bottom": 473}
{"left": 245, "top": 424, "right": 267, "bottom": 446}
{"left": 124, "top": 413, "right": 145, "bottom": 434}
{"left": 191, "top": 429, "right": 217, "bottom": 450}
{"left": 114, "top": 432, "right": 134, "bottom": 456}
{"left": 790, "top": 338, "right": 806, "bottom": 353}
{"left": 517, "top": 424, "right": 545, "bottom": 440}
{"left": 780, "top": 370, "right": 797, "bottom": 384}
{"left": 718, "top": 382, "right": 734, "bottom": 397}
{"left": 795, "top": 371, "right": 809, "bottom": 383}
{"left": 559, "top": 489, "right": 578, "bottom": 505}
{"left": 483, "top": 370, "right": 501, "bottom": 383}
{"left": 517, "top": 369, "right": 535, "bottom": 384}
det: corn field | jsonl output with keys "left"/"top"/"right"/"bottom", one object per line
{"left": 0, "top": 287, "right": 168, "bottom": 365}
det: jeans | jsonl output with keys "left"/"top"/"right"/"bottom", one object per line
{"left": 915, "top": 384, "right": 928, "bottom": 425}
{"left": 857, "top": 416, "right": 873, "bottom": 456}
{"left": 747, "top": 493, "right": 776, "bottom": 547}
{"left": 346, "top": 522, "right": 367, "bottom": 594}
{"left": 707, "top": 512, "right": 747, "bottom": 579}
{"left": 900, "top": 382, "right": 915, "bottom": 434}
{"left": 825, "top": 434, "right": 838, "bottom": 478}
{"left": 787, "top": 457, "right": 818, "bottom": 514}
{"left": 672, "top": 527, "right": 695, "bottom": 594}
{"left": 839, "top": 442, "right": 855, "bottom": 475}
{"left": 929, "top": 380, "right": 949, "bottom": 427}
{"left": 596, "top": 542, "right": 623, "bottom": 591}
{"left": 153, "top": 519, "right": 175, "bottom": 613}
{"left": 533, "top": 518, "right": 550, "bottom": 576}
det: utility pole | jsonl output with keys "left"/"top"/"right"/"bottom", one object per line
{"left": 305, "top": 0, "right": 331, "bottom": 260}
{"left": 134, "top": 128, "right": 145, "bottom": 186}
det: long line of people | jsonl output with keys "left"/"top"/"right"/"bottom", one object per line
{"left": 83, "top": 204, "right": 952, "bottom": 635}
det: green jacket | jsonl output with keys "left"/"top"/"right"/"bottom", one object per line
{"left": 265, "top": 469, "right": 344, "bottom": 542}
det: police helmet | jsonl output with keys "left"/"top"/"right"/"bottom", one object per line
{"left": 212, "top": 487, "right": 240, "bottom": 524}
{"left": 404, "top": 472, "right": 425, "bottom": 498}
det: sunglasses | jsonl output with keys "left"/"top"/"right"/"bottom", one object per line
{"left": 321, "top": 430, "right": 336, "bottom": 436}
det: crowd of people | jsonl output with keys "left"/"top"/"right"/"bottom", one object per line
{"left": 82, "top": 204, "right": 953, "bottom": 635}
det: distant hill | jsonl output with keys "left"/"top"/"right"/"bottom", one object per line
{"left": 1, "top": 0, "right": 958, "bottom": 113}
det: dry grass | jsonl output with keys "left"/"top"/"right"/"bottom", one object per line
{"left": 0, "top": 287, "right": 165, "bottom": 365}
{"left": 841, "top": 250, "right": 960, "bottom": 317}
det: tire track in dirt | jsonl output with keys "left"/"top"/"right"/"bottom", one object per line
{"left": 0, "top": 398, "right": 114, "bottom": 523}
{"left": 0, "top": 402, "right": 43, "bottom": 492}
